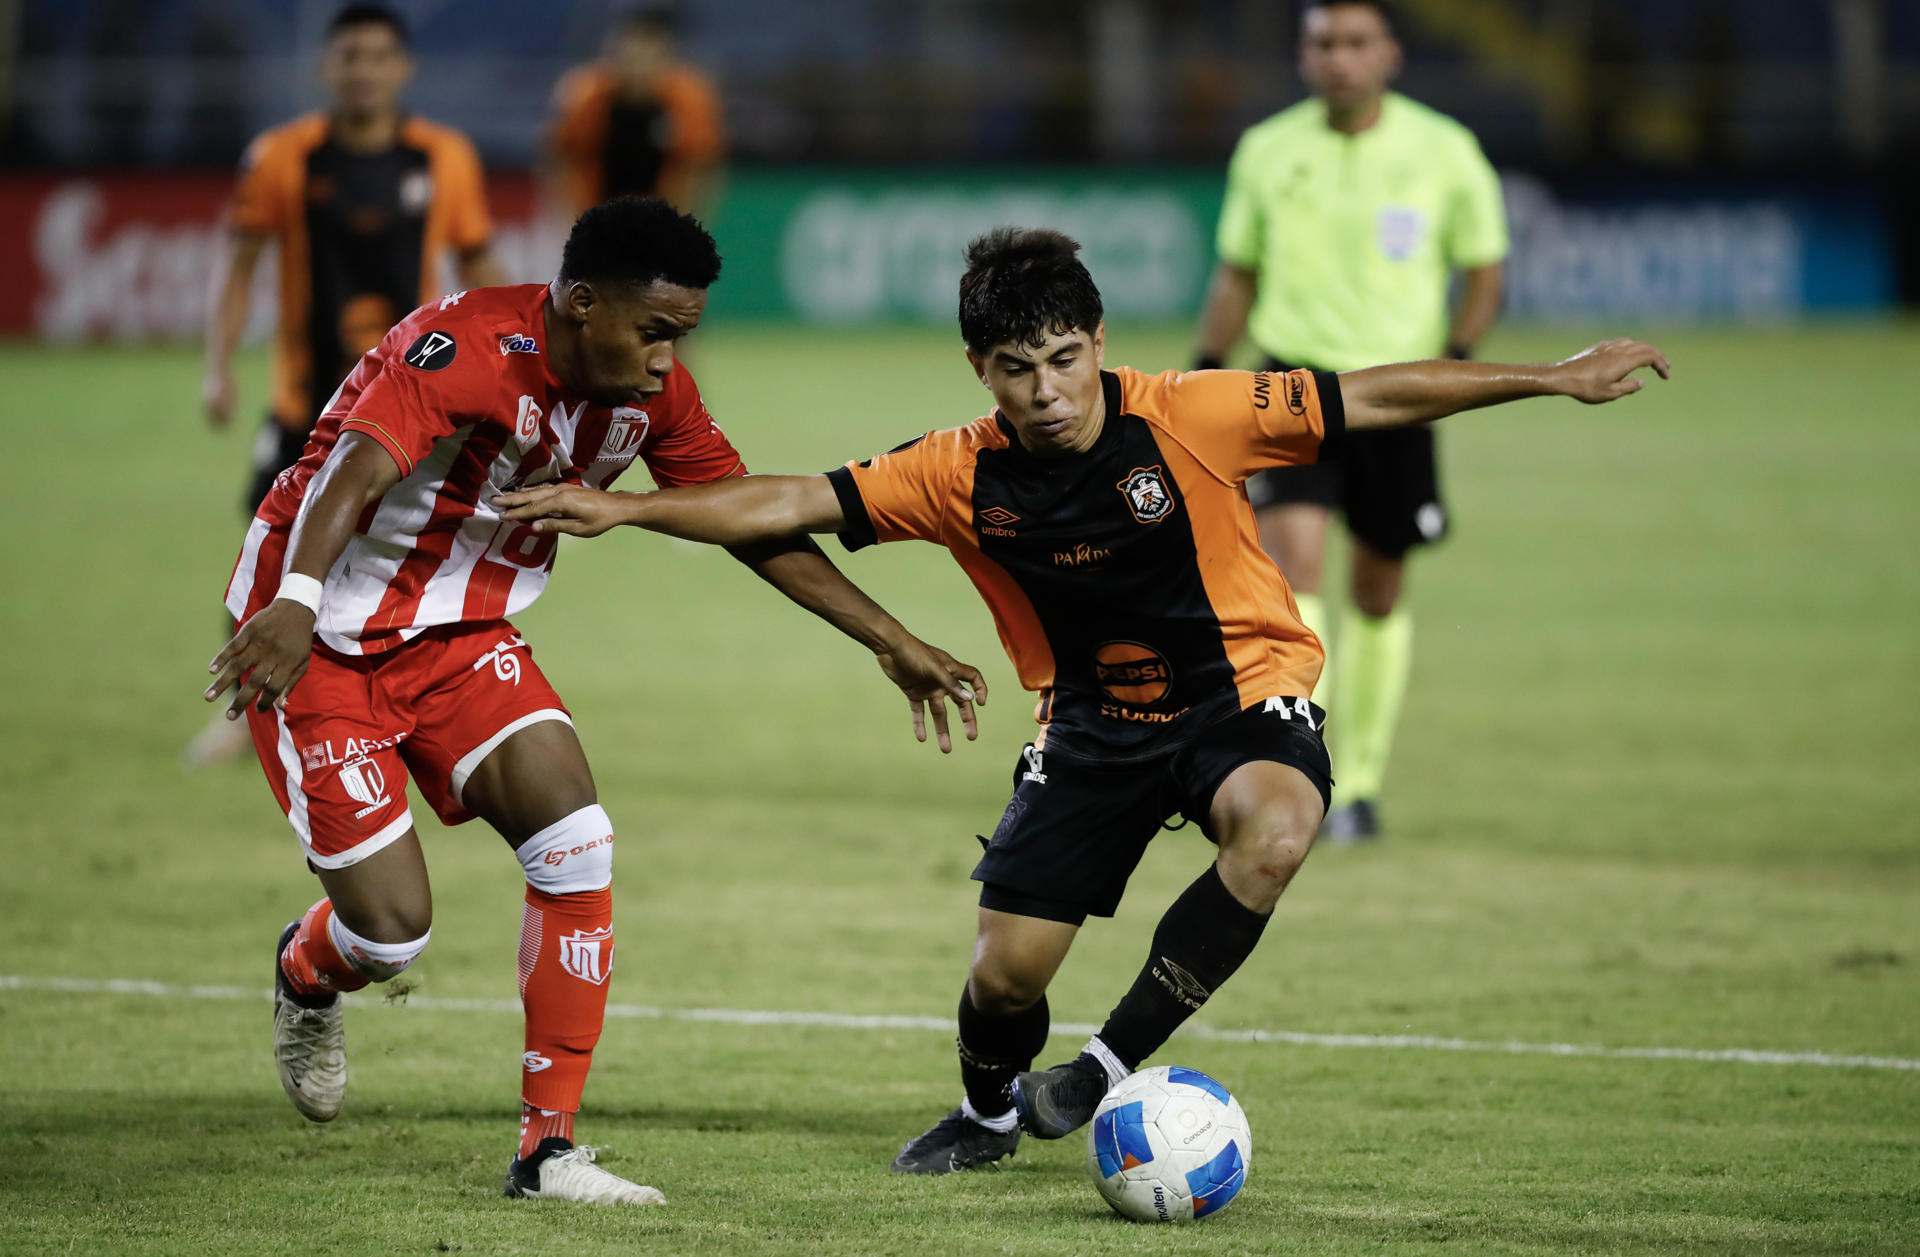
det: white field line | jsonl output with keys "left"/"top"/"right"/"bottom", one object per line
{"left": 4, "top": 973, "right": 1917, "bottom": 1072}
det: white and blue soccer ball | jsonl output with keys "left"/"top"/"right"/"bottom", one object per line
{"left": 1085, "top": 1065, "right": 1252, "bottom": 1223}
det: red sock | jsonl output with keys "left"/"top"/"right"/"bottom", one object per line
{"left": 517, "top": 885, "right": 613, "bottom": 1155}
{"left": 281, "top": 898, "right": 369, "bottom": 999}
{"left": 519, "top": 1104, "right": 575, "bottom": 1158}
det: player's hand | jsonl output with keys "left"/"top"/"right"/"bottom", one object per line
{"left": 204, "top": 600, "right": 316, "bottom": 720}
{"left": 203, "top": 368, "right": 236, "bottom": 430}
{"left": 874, "top": 634, "right": 989, "bottom": 754}
{"left": 1552, "top": 339, "right": 1672, "bottom": 404}
{"left": 493, "top": 484, "right": 631, "bottom": 537}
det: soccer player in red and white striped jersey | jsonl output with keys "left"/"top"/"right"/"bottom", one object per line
{"left": 205, "top": 196, "right": 987, "bottom": 1205}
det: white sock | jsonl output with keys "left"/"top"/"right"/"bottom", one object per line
{"left": 961, "top": 1097, "right": 1019, "bottom": 1133}
{"left": 1084, "top": 1036, "right": 1131, "bottom": 1088}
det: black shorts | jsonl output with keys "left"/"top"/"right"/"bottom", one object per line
{"left": 1245, "top": 356, "right": 1449, "bottom": 559}
{"left": 245, "top": 413, "right": 314, "bottom": 515}
{"left": 973, "top": 699, "right": 1332, "bottom": 926}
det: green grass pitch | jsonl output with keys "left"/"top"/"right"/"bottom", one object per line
{"left": 1, "top": 321, "right": 1916, "bottom": 1255}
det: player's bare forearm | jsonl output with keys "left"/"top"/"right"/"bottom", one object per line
{"left": 736, "top": 543, "right": 990, "bottom": 753}
{"left": 1193, "top": 262, "right": 1257, "bottom": 366}
{"left": 1339, "top": 339, "right": 1672, "bottom": 430}
{"left": 205, "top": 432, "right": 404, "bottom": 718}
{"left": 495, "top": 474, "right": 846, "bottom": 545}
{"left": 733, "top": 541, "right": 912, "bottom": 655}
{"left": 1446, "top": 262, "right": 1504, "bottom": 356}
{"left": 202, "top": 231, "right": 266, "bottom": 427}
{"left": 284, "top": 433, "right": 405, "bottom": 581}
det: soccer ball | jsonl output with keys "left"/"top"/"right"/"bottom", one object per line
{"left": 1085, "top": 1065, "right": 1252, "bottom": 1223}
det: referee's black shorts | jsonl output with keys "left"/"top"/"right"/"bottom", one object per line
{"left": 1245, "top": 356, "right": 1449, "bottom": 559}
{"left": 973, "top": 699, "right": 1332, "bottom": 927}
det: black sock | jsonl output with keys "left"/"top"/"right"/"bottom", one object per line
{"left": 1096, "top": 863, "right": 1270, "bottom": 1069}
{"left": 957, "top": 983, "right": 1049, "bottom": 1120}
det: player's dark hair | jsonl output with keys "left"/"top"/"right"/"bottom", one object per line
{"left": 558, "top": 195, "right": 723, "bottom": 292}
{"left": 614, "top": 0, "right": 679, "bottom": 36}
{"left": 958, "top": 227, "right": 1104, "bottom": 355}
{"left": 327, "top": 3, "right": 409, "bottom": 46}
{"left": 1300, "top": 0, "right": 1395, "bottom": 31}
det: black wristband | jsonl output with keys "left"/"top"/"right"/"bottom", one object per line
{"left": 1193, "top": 354, "right": 1224, "bottom": 372}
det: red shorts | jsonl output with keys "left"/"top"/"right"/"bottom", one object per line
{"left": 245, "top": 619, "right": 571, "bottom": 869}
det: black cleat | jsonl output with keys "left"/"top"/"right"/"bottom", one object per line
{"left": 889, "top": 1108, "right": 1020, "bottom": 1175}
{"left": 1322, "top": 798, "right": 1381, "bottom": 842}
{"left": 1012, "top": 1053, "right": 1112, "bottom": 1140}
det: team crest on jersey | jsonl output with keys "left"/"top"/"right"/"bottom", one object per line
{"left": 1117, "top": 466, "right": 1175, "bottom": 523}
{"left": 403, "top": 330, "right": 457, "bottom": 371}
{"left": 498, "top": 333, "right": 538, "bottom": 355}
{"left": 399, "top": 170, "right": 433, "bottom": 214}
{"left": 558, "top": 925, "right": 614, "bottom": 985}
{"left": 598, "top": 407, "right": 650, "bottom": 464}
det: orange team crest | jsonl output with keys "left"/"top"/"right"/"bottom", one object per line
{"left": 1117, "top": 466, "right": 1175, "bottom": 523}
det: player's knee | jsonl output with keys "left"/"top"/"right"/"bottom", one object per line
{"left": 328, "top": 912, "right": 430, "bottom": 983}
{"left": 1218, "top": 804, "right": 1317, "bottom": 901}
{"left": 518, "top": 803, "right": 616, "bottom": 895}
{"left": 968, "top": 959, "right": 1049, "bottom": 1016}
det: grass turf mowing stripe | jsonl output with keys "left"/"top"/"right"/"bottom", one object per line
{"left": 7, "top": 972, "right": 1916, "bottom": 1072}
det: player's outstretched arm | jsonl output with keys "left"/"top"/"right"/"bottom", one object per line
{"left": 1340, "top": 338, "right": 1671, "bottom": 431}
{"left": 204, "top": 433, "right": 402, "bottom": 719}
{"left": 495, "top": 477, "right": 992, "bottom": 752}
{"left": 494, "top": 475, "right": 845, "bottom": 545}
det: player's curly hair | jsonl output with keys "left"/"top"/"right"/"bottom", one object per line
{"left": 559, "top": 195, "right": 723, "bottom": 292}
{"left": 958, "top": 227, "right": 1104, "bottom": 355}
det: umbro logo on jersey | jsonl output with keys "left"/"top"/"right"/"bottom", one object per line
{"left": 498, "top": 333, "right": 538, "bottom": 355}
{"left": 1117, "top": 466, "right": 1175, "bottom": 523}
{"left": 977, "top": 505, "right": 1020, "bottom": 537}
{"left": 403, "top": 330, "right": 457, "bottom": 371}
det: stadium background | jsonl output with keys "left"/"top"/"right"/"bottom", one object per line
{"left": 2, "top": 2, "right": 1916, "bottom": 1254}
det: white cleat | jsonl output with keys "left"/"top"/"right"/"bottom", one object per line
{"left": 272, "top": 921, "right": 347, "bottom": 1122}
{"left": 504, "top": 1139, "right": 665, "bottom": 1206}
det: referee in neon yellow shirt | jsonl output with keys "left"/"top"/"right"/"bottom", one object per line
{"left": 1193, "top": 0, "right": 1507, "bottom": 840}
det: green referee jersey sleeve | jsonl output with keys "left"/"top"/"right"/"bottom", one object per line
{"left": 1216, "top": 93, "right": 1510, "bottom": 371}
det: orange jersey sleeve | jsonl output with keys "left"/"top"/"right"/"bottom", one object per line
{"left": 1124, "top": 366, "right": 1344, "bottom": 484}
{"left": 228, "top": 118, "right": 319, "bottom": 235}
{"left": 659, "top": 66, "right": 724, "bottom": 165}
{"left": 422, "top": 125, "right": 492, "bottom": 252}
{"left": 825, "top": 428, "right": 976, "bottom": 548}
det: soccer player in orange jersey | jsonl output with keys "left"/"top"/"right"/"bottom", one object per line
{"left": 204, "top": 196, "right": 985, "bottom": 1203}
{"left": 190, "top": 3, "right": 506, "bottom": 767}
{"left": 496, "top": 229, "right": 1668, "bottom": 1175}
{"left": 545, "top": 1, "right": 724, "bottom": 219}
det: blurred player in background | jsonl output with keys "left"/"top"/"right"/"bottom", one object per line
{"left": 204, "top": 196, "right": 984, "bottom": 1203}
{"left": 189, "top": 3, "right": 505, "bottom": 767}
{"left": 546, "top": 1, "right": 725, "bottom": 219}
{"left": 1193, "top": 0, "right": 1507, "bottom": 839}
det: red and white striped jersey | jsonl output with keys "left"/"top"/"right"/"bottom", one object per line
{"left": 225, "top": 283, "right": 744, "bottom": 655}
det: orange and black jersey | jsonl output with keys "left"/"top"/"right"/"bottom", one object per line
{"left": 827, "top": 366, "right": 1345, "bottom": 762}
{"left": 230, "top": 113, "right": 492, "bottom": 428}
{"left": 548, "top": 63, "right": 723, "bottom": 214}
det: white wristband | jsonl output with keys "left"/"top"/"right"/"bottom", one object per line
{"left": 275, "top": 572, "right": 324, "bottom": 614}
